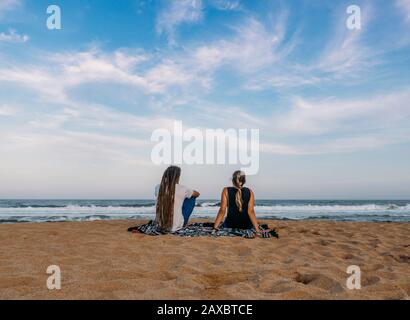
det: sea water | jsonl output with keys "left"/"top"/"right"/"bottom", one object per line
{"left": 0, "top": 199, "right": 409, "bottom": 223}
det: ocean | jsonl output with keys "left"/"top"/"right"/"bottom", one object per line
{"left": 0, "top": 199, "right": 409, "bottom": 223}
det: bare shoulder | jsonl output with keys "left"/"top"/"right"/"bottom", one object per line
{"left": 220, "top": 187, "right": 229, "bottom": 200}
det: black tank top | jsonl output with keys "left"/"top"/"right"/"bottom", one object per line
{"left": 224, "top": 187, "right": 253, "bottom": 229}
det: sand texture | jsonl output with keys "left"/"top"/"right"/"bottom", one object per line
{"left": 0, "top": 219, "right": 409, "bottom": 300}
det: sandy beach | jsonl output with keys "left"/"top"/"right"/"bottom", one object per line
{"left": 0, "top": 219, "right": 409, "bottom": 300}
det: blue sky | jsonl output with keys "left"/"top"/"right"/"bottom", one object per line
{"left": 0, "top": 0, "right": 409, "bottom": 199}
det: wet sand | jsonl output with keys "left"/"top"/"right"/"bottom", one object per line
{"left": 0, "top": 219, "right": 409, "bottom": 299}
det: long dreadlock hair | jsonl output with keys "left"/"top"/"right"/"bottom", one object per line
{"left": 232, "top": 170, "right": 246, "bottom": 212}
{"left": 156, "top": 166, "right": 181, "bottom": 231}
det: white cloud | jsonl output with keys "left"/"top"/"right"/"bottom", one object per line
{"left": 274, "top": 89, "right": 410, "bottom": 135}
{"left": 0, "top": 65, "right": 67, "bottom": 101}
{"left": 145, "top": 59, "right": 196, "bottom": 91}
{"left": 0, "top": 6, "right": 407, "bottom": 164}
{"left": 0, "top": 29, "right": 29, "bottom": 43}
{"left": 0, "top": 48, "right": 193, "bottom": 102}
{"left": 193, "top": 15, "right": 289, "bottom": 72}
{"left": 114, "top": 49, "right": 148, "bottom": 69}
{"left": 245, "top": 73, "right": 322, "bottom": 90}
{"left": 156, "top": 0, "right": 243, "bottom": 45}
{"left": 261, "top": 135, "right": 398, "bottom": 156}
{"left": 0, "top": 0, "right": 21, "bottom": 21}
{"left": 250, "top": 32, "right": 370, "bottom": 89}
{"left": 251, "top": 87, "right": 410, "bottom": 156}
{"left": 260, "top": 142, "right": 302, "bottom": 156}
{"left": 0, "top": 104, "right": 17, "bottom": 116}
{"left": 156, "top": 0, "right": 203, "bottom": 45}
{"left": 0, "top": 16, "right": 288, "bottom": 102}
{"left": 0, "top": 130, "right": 154, "bottom": 181}
{"left": 0, "top": 11, "right": 315, "bottom": 105}
{"left": 396, "top": 0, "right": 410, "bottom": 22}
{"left": 314, "top": 15, "right": 374, "bottom": 78}
{"left": 208, "top": 0, "right": 241, "bottom": 11}
{"left": 24, "top": 100, "right": 177, "bottom": 135}
{"left": 244, "top": 4, "right": 382, "bottom": 91}
{"left": 0, "top": 101, "right": 174, "bottom": 181}
{"left": 140, "top": 16, "right": 286, "bottom": 95}
{"left": 0, "top": 0, "right": 20, "bottom": 12}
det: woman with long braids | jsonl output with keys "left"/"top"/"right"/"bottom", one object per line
{"left": 213, "top": 170, "right": 261, "bottom": 234}
{"left": 155, "top": 166, "right": 200, "bottom": 232}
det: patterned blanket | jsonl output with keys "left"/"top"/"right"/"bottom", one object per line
{"left": 128, "top": 220, "right": 279, "bottom": 239}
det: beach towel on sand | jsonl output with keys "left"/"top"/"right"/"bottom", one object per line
{"left": 128, "top": 221, "right": 279, "bottom": 239}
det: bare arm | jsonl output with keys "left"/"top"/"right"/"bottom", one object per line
{"left": 213, "top": 188, "right": 228, "bottom": 229}
{"left": 248, "top": 190, "right": 260, "bottom": 233}
{"left": 191, "top": 190, "right": 200, "bottom": 198}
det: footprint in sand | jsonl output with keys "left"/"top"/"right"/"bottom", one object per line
{"left": 261, "top": 280, "right": 295, "bottom": 294}
{"left": 342, "top": 253, "right": 355, "bottom": 260}
{"left": 232, "top": 247, "right": 252, "bottom": 257}
{"left": 368, "top": 239, "right": 381, "bottom": 248}
{"left": 319, "top": 251, "right": 333, "bottom": 257}
{"left": 363, "top": 264, "right": 384, "bottom": 272}
{"left": 293, "top": 272, "right": 344, "bottom": 294}
{"left": 319, "top": 239, "right": 333, "bottom": 246}
{"left": 337, "top": 243, "right": 355, "bottom": 252}
{"left": 362, "top": 275, "right": 380, "bottom": 287}
{"left": 381, "top": 252, "right": 410, "bottom": 263}
{"left": 395, "top": 255, "right": 410, "bottom": 263}
{"left": 202, "top": 272, "right": 255, "bottom": 287}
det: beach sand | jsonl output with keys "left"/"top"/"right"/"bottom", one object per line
{"left": 0, "top": 219, "right": 409, "bottom": 300}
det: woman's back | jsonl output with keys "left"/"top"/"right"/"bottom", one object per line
{"left": 224, "top": 187, "right": 253, "bottom": 229}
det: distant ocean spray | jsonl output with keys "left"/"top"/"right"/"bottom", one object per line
{"left": 0, "top": 200, "right": 409, "bottom": 223}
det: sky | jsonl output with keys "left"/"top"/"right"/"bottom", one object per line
{"left": 0, "top": 0, "right": 409, "bottom": 199}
